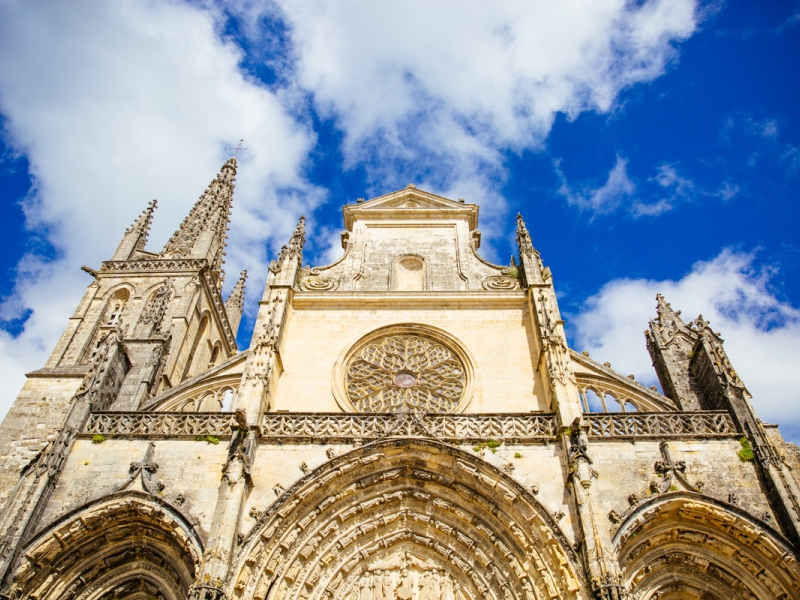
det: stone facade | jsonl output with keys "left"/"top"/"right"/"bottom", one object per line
{"left": 0, "top": 164, "right": 798, "bottom": 600}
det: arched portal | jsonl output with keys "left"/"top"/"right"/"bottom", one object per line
{"left": 9, "top": 493, "right": 203, "bottom": 600}
{"left": 230, "top": 440, "right": 586, "bottom": 600}
{"left": 614, "top": 493, "right": 800, "bottom": 599}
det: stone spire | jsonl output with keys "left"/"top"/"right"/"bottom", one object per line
{"left": 111, "top": 199, "right": 157, "bottom": 260}
{"left": 225, "top": 270, "right": 247, "bottom": 337}
{"left": 268, "top": 216, "right": 305, "bottom": 286}
{"left": 516, "top": 213, "right": 546, "bottom": 286}
{"left": 645, "top": 294, "right": 703, "bottom": 410}
{"left": 162, "top": 157, "right": 236, "bottom": 287}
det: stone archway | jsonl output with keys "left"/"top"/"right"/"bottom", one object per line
{"left": 9, "top": 492, "right": 203, "bottom": 600}
{"left": 613, "top": 493, "right": 800, "bottom": 599}
{"left": 230, "top": 439, "right": 586, "bottom": 600}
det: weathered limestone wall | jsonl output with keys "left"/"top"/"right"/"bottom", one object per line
{"left": 589, "top": 438, "right": 775, "bottom": 546}
{"left": 273, "top": 302, "right": 546, "bottom": 413}
{"left": 39, "top": 438, "right": 229, "bottom": 536}
{"left": 0, "top": 375, "right": 83, "bottom": 507}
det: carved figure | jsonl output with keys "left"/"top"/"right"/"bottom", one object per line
{"left": 395, "top": 569, "right": 413, "bottom": 600}
{"left": 441, "top": 572, "right": 455, "bottom": 600}
{"left": 359, "top": 572, "right": 373, "bottom": 600}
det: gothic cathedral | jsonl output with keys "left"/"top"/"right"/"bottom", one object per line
{"left": 0, "top": 158, "right": 798, "bottom": 600}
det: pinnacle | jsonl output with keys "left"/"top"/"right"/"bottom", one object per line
{"left": 162, "top": 158, "right": 237, "bottom": 277}
{"left": 226, "top": 270, "right": 247, "bottom": 308}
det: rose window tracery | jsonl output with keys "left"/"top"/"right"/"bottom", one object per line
{"left": 345, "top": 335, "right": 466, "bottom": 412}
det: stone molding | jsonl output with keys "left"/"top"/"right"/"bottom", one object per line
{"left": 586, "top": 411, "right": 737, "bottom": 439}
{"left": 291, "top": 291, "right": 527, "bottom": 309}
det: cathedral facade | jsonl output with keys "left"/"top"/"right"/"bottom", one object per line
{"left": 0, "top": 158, "right": 799, "bottom": 600}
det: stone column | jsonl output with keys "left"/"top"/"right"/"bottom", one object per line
{"left": 190, "top": 424, "right": 254, "bottom": 600}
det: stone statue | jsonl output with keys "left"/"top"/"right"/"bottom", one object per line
{"left": 372, "top": 570, "right": 384, "bottom": 600}
{"left": 418, "top": 571, "right": 437, "bottom": 600}
{"left": 381, "top": 570, "right": 395, "bottom": 600}
{"left": 359, "top": 572, "right": 373, "bottom": 600}
{"left": 395, "top": 569, "right": 413, "bottom": 600}
{"left": 441, "top": 572, "right": 455, "bottom": 600}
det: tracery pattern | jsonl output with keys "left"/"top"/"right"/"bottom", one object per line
{"left": 345, "top": 335, "right": 466, "bottom": 413}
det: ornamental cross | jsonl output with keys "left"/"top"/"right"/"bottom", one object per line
{"left": 227, "top": 139, "right": 248, "bottom": 158}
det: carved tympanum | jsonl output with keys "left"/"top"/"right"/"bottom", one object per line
{"left": 345, "top": 335, "right": 465, "bottom": 413}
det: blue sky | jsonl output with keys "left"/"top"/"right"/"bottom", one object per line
{"left": 0, "top": 1, "right": 799, "bottom": 439}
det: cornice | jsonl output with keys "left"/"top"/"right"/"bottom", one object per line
{"left": 290, "top": 290, "right": 528, "bottom": 309}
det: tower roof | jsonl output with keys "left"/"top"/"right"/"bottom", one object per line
{"left": 162, "top": 157, "right": 236, "bottom": 276}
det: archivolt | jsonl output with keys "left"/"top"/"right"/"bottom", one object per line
{"left": 231, "top": 439, "right": 586, "bottom": 600}
{"left": 613, "top": 493, "right": 800, "bottom": 599}
{"left": 10, "top": 492, "right": 203, "bottom": 600}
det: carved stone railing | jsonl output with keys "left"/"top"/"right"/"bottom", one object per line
{"left": 100, "top": 258, "right": 208, "bottom": 273}
{"left": 586, "top": 411, "right": 737, "bottom": 439}
{"left": 83, "top": 412, "right": 239, "bottom": 438}
{"left": 260, "top": 412, "right": 558, "bottom": 443}
{"left": 83, "top": 411, "right": 738, "bottom": 441}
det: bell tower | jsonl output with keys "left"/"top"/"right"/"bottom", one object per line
{"left": 0, "top": 157, "right": 246, "bottom": 501}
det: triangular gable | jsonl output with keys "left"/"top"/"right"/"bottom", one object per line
{"left": 142, "top": 351, "right": 249, "bottom": 411}
{"left": 569, "top": 349, "right": 678, "bottom": 412}
{"left": 343, "top": 186, "right": 479, "bottom": 229}
{"left": 362, "top": 186, "right": 465, "bottom": 209}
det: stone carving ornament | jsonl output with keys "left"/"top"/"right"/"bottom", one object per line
{"left": 345, "top": 335, "right": 466, "bottom": 413}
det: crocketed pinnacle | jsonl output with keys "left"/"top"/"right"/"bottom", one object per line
{"left": 288, "top": 215, "right": 306, "bottom": 257}
{"left": 162, "top": 157, "right": 237, "bottom": 278}
{"left": 112, "top": 199, "right": 158, "bottom": 260}
{"left": 225, "top": 270, "right": 247, "bottom": 337}
{"left": 129, "top": 199, "right": 157, "bottom": 250}
{"left": 653, "top": 294, "right": 687, "bottom": 331}
{"left": 516, "top": 213, "right": 536, "bottom": 258}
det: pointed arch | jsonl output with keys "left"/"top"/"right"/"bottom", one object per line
{"left": 134, "top": 279, "right": 172, "bottom": 338}
{"left": 76, "top": 285, "right": 133, "bottom": 363}
{"left": 613, "top": 492, "right": 800, "bottom": 599}
{"left": 229, "top": 439, "right": 586, "bottom": 600}
{"left": 9, "top": 492, "right": 203, "bottom": 600}
{"left": 181, "top": 311, "right": 210, "bottom": 382}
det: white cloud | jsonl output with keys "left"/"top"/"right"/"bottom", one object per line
{"left": 239, "top": 0, "right": 697, "bottom": 216}
{"left": 556, "top": 155, "right": 636, "bottom": 214}
{"left": 0, "top": 0, "right": 321, "bottom": 417}
{"left": 0, "top": 0, "right": 701, "bottom": 421}
{"left": 570, "top": 249, "right": 800, "bottom": 436}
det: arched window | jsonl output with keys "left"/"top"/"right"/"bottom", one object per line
{"left": 221, "top": 388, "right": 234, "bottom": 412}
{"left": 181, "top": 315, "right": 209, "bottom": 382}
{"left": 395, "top": 256, "right": 424, "bottom": 291}
{"left": 103, "top": 289, "right": 130, "bottom": 326}
{"left": 208, "top": 344, "right": 221, "bottom": 369}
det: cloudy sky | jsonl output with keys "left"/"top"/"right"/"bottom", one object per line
{"left": 0, "top": 1, "right": 798, "bottom": 439}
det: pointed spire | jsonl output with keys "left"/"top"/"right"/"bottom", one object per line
{"left": 288, "top": 215, "right": 306, "bottom": 258}
{"left": 516, "top": 213, "right": 535, "bottom": 258}
{"left": 225, "top": 270, "right": 247, "bottom": 337}
{"left": 162, "top": 157, "right": 237, "bottom": 286}
{"left": 112, "top": 199, "right": 158, "bottom": 260}
{"left": 269, "top": 216, "right": 306, "bottom": 285}
{"left": 515, "top": 213, "right": 545, "bottom": 286}
{"left": 652, "top": 293, "right": 689, "bottom": 334}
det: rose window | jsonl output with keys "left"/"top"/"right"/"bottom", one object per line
{"left": 345, "top": 335, "right": 466, "bottom": 413}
